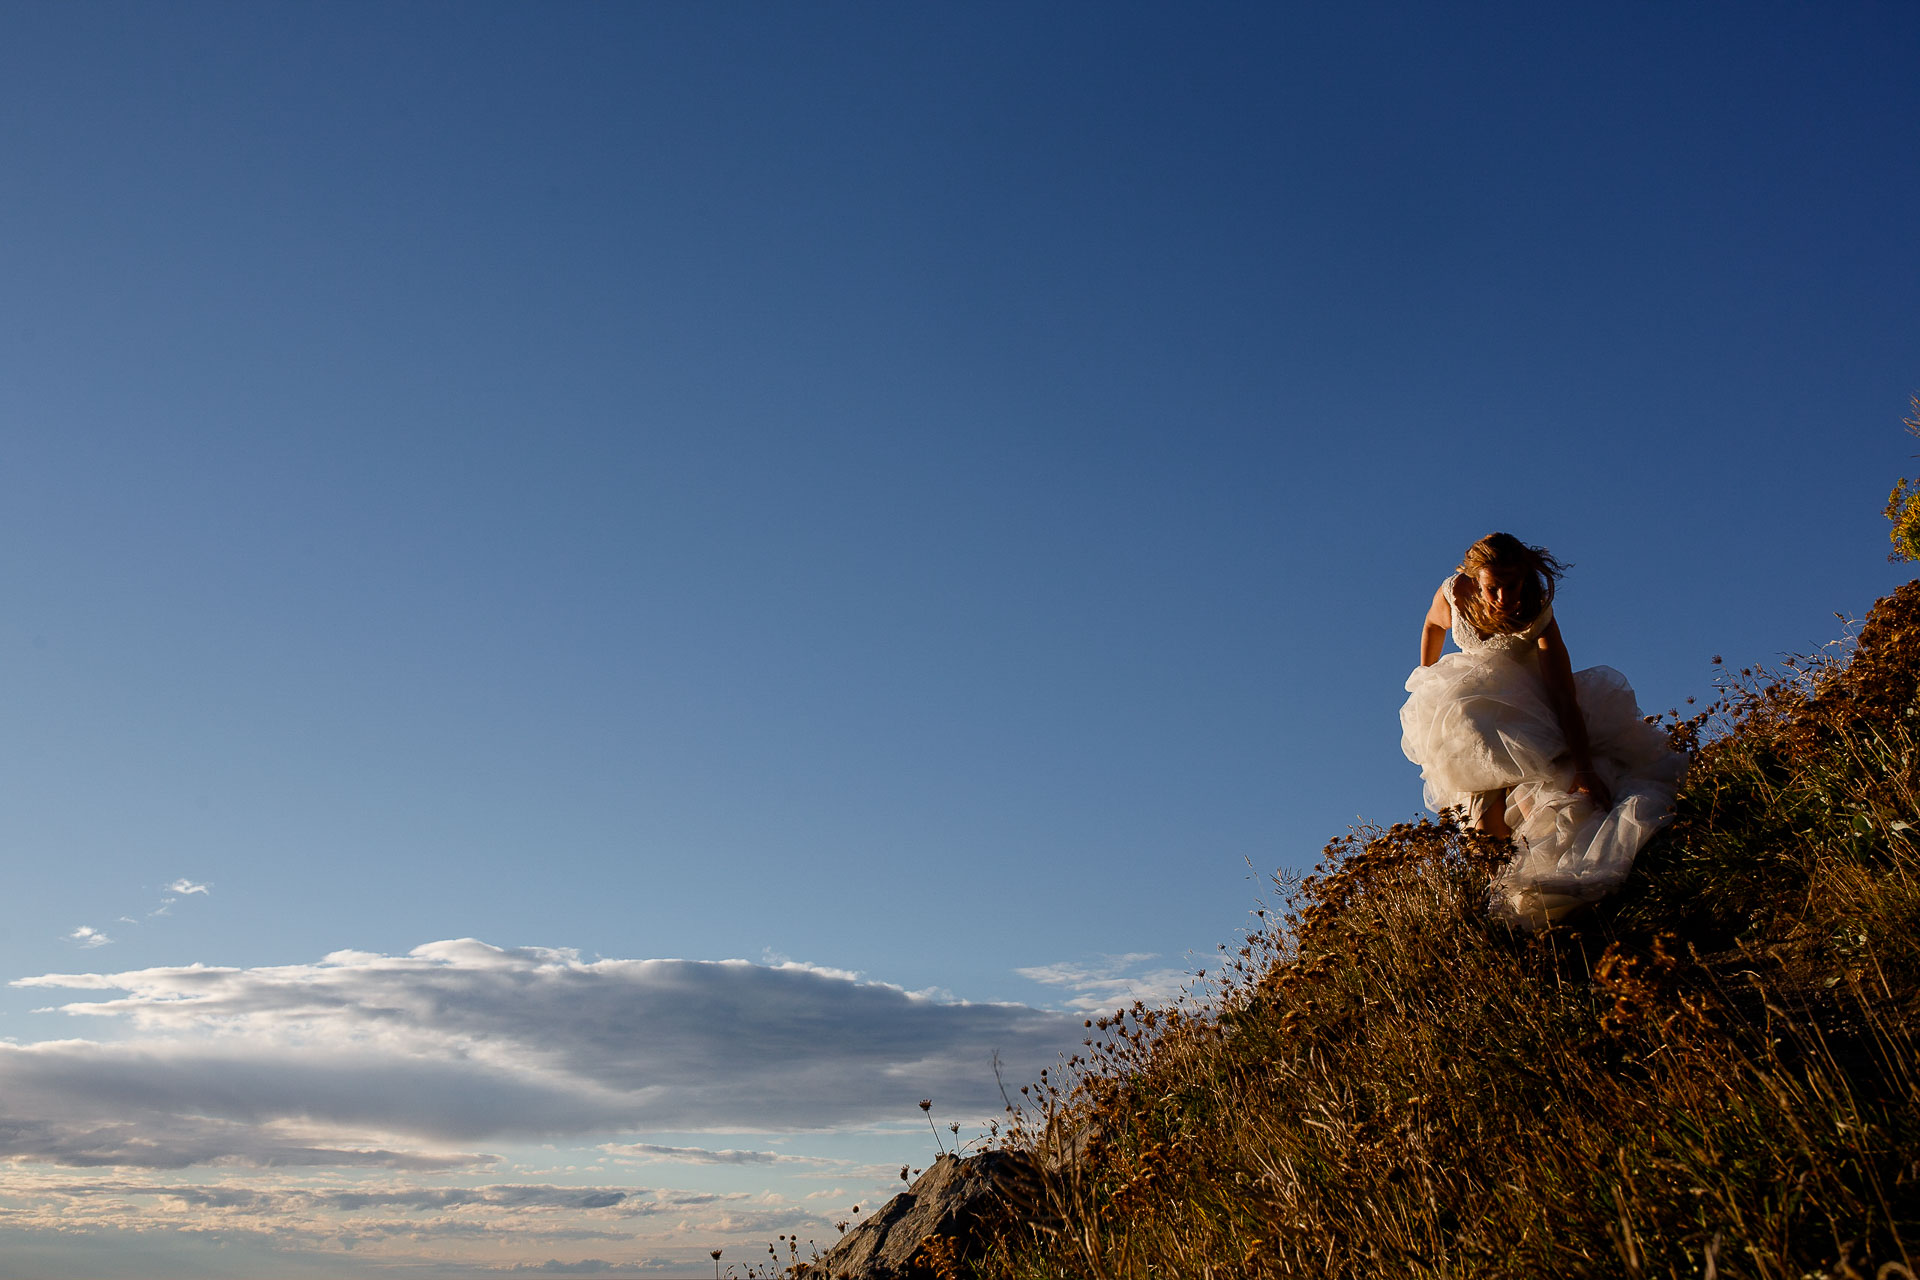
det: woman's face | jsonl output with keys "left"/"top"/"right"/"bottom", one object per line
{"left": 1475, "top": 566, "right": 1528, "bottom": 626}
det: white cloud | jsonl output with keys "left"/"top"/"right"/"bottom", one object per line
{"left": 1015, "top": 953, "right": 1193, "bottom": 1012}
{"left": 0, "top": 939, "right": 1079, "bottom": 1170}
{"left": 66, "top": 927, "right": 112, "bottom": 950}
{"left": 145, "top": 879, "right": 211, "bottom": 918}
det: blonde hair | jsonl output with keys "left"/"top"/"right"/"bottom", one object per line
{"left": 1456, "top": 532, "right": 1567, "bottom": 634}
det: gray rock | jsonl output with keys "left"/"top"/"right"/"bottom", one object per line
{"left": 799, "top": 1150, "right": 1047, "bottom": 1280}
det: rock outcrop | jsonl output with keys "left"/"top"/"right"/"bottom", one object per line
{"left": 799, "top": 1149, "right": 1047, "bottom": 1280}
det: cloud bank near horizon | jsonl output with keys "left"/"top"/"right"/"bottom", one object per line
{"left": 1, "top": 938, "right": 1081, "bottom": 1171}
{"left": 0, "top": 1167, "right": 811, "bottom": 1279}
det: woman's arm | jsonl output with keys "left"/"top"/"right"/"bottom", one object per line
{"left": 1421, "top": 581, "right": 1452, "bottom": 667}
{"left": 1536, "top": 620, "right": 1613, "bottom": 808}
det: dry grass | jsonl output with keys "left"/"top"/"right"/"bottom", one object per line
{"left": 985, "top": 582, "right": 1920, "bottom": 1280}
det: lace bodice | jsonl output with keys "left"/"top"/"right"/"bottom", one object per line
{"left": 1446, "top": 575, "right": 1553, "bottom": 655}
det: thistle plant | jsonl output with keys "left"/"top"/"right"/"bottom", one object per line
{"left": 920, "top": 1098, "right": 945, "bottom": 1155}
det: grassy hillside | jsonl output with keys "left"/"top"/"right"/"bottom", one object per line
{"left": 973, "top": 578, "right": 1920, "bottom": 1279}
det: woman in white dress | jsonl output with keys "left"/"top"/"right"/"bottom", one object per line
{"left": 1400, "top": 533, "right": 1685, "bottom": 926}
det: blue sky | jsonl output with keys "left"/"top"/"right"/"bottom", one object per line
{"left": 1, "top": 2, "right": 1916, "bottom": 1275}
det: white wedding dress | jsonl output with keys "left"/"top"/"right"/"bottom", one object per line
{"left": 1399, "top": 577, "right": 1686, "bottom": 927}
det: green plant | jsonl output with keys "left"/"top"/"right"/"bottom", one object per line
{"left": 1884, "top": 395, "right": 1920, "bottom": 562}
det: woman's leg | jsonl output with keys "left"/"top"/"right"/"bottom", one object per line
{"left": 1467, "top": 788, "right": 1512, "bottom": 840}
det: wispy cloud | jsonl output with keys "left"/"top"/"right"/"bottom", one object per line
{"left": 597, "top": 1142, "right": 823, "bottom": 1167}
{"left": 2, "top": 938, "right": 1079, "bottom": 1170}
{"left": 66, "top": 926, "right": 112, "bottom": 949}
{"left": 37, "top": 1180, "right": 651, "bottom": 1213}
{"left": 499, "top": 1258, "right": 633, "bottom": 1274}
{"left": 1015, "top": 953, "right": 1193, "bottom": 1012}
{"left": 497, "top": 1259, "right": 635, "bottom": 1274}
{"left": 81, "top": 877, "right": 215, "bottom": 924}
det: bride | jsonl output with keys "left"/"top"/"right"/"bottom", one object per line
{"left": 1399, "top": 533, "right": 1686, "bottom": 927}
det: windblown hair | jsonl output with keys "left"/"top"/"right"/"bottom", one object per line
{"left": 1456, "top": 532, "right": 1568, "bottom": 635}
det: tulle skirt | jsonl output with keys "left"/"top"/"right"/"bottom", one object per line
{"left": 1400, "top": 652, "right": 1685, "bottom": 927}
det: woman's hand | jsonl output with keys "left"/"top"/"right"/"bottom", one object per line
{"left": 1538, "top": 622, "right": 1611, "bottom": 808}
{"left": 1571, "top": 768, "right": 1614, "bottom": 810}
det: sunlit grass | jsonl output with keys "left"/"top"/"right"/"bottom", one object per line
{"left": 979, "top": 580, "right": 1920, "bottom": 1280}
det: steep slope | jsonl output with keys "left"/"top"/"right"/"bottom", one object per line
{"left": 962, "top": 581, "right": 1920, "bottom": 1279}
